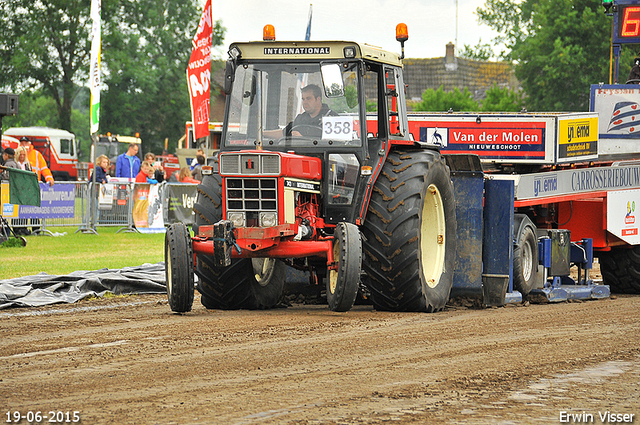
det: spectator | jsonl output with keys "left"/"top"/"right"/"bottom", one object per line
{"left": 14, "top": 146, "right": 32, "bottom": 171}
{"left": 191, "top": 154, "right": 205, "bottom": 181}
{"left": 178, "top": 166, "right": 200, "bottom": 184}
{"left": 115, "top": 143, "right": 141, "bottom": 179}
{"left": 144, "top": 152, "right": 165, "bottom": 183}
{"left": 190, "top": 148, "right": 205, "bottom": 169}
{"left": 0, "top": 147, "right": 18, "bottom": 180}
{"left": 135, "top": 161, "right": 159, "bottom": 184}
{"left": 19, "top": 137, "right": 54, "bottom": 186}
{"left": 90, "top": 155, "right": 110, "bottom": 184}
{"left": 628, "top": 52, "right": 640, "bottom": 83}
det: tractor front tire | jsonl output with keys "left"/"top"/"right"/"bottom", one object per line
{"left": 327, "top": 222, "right": 362, "bottom": 312}
{"left": 165, "top": 223, "right": 195, "bottom": 313}
{"left": 363, "top": 149, "right": 457, "bottom": 312}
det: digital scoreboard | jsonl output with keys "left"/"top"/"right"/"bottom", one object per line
{"left": 613, "top": 2, "right": 640, "bottom": 44}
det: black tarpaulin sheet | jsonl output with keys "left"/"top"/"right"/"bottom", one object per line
{"left": 0, "top": 262, "right": 166, "bottom": 309}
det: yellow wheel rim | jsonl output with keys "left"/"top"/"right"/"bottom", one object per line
{"left": 421, "top": 184, "right": 446, "bottom": 289}
{"left": 329, "top": 236, "right": 340, "bottom": 294}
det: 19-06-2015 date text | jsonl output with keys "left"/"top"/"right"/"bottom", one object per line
{"left": 5, "top": 411, "right": 80, "bottom": 423}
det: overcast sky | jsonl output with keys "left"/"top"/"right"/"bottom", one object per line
{"left": 209, "top": 0, "right": 501, "bottom": 60}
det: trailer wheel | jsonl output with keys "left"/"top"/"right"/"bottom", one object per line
{"left": 165, "top": 223, "right": 194, "bottom": 313}
{"left": 327, "top": 222, "right": 361, "bottom": 312}
{"left": 362, "top": 149, "right": 457, "bottom": 312}
{"left": 599, "top": 247, "right": 640, "bottom": 294}
{"left": 513, "top": 215, "right": 538, "bottom": 296}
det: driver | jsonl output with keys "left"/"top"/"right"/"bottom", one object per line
{"left": 265, "top": 84, "right": 336, "bottom": 139}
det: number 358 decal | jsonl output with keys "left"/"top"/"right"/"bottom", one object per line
{"left": 322, "top": 116, "right": 357, "bottom": 141}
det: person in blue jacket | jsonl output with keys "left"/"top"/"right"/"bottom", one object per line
{"left": 115, "top": 143, "right": 141, "bottom": 178}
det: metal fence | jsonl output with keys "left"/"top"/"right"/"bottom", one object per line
{"left": 5, "top": 181, "right": 199, "bottom": 235}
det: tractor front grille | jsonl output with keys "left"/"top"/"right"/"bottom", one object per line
{"left": 220, "top": 153, "right": 281, "bottom": 175}
{"left": 226, "top": 178, "right": 278, "bottom": 227}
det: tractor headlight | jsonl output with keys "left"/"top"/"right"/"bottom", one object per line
{"left": 260, "top": 212, "right": 278, "bottom": 227}
{"left": 343, "top": 46, "right": 356, "bottom": 58}
{"left": 228, "top": 212, "right": 246, "bottom": 228}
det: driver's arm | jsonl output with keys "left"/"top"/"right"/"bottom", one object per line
{"left": 263, "top": 128, "right": 285, "bottom": 138}
{"left": 264, "top": 121, "right": 302, "bottom": 138}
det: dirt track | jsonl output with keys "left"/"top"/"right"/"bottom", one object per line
{"left": 1, "top": 293, "right": 639, "bottom": 425}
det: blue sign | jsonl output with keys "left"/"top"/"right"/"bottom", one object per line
{"left": 17, "top": 184, "right": 75, "bottom": 219}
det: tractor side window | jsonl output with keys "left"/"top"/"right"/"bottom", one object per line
{"left": 385, "top": 67, "right": 407, "bottom": 138}
{"left": 324, "top": 63, "right": 361, "bottom": 142}
{"left": 363, "top": 65, "right": 379, "bottom": 138}
{"left": 328, "top": 153, "right": 359, "bottom": 205}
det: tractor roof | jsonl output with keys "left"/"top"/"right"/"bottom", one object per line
{"left": 229, "top": 40, "right": 403, "bottom": 67}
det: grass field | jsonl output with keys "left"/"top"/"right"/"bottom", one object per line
{"left": 0, "top": 226, "right": 165, "bottom": 280}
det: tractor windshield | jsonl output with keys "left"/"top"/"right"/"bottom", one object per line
{"left": 224, "top": 62, "right": 362, "bottom": 148}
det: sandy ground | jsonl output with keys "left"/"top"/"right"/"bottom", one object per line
{"left": 1, "top": 289, "right": 639, "bottom": 425}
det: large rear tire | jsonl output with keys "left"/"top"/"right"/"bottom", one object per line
{"left": 327, "top": 222, "right": 361, "bottom": 312}
{"left": 165, "top": 223, "right": 194, "bottom": 313}
{"left": 362, "top": 149, "right": 457, "bottom": 312}
{"left": 598, "top": 247, "right": 640, "bottom": 294}
{"left": 193, "top": 173, "right": 285, "bottom": 309}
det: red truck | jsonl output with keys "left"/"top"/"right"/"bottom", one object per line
{"left": 2, "top": 127, "right": 79, "bottom": 180}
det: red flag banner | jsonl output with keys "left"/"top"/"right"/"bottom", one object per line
{"left": 186, "top": 0, "right": 212, "bottom": 141}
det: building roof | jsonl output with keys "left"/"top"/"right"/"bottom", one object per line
{"left": 403, "top": 43, "right": 519, "bottom": 103}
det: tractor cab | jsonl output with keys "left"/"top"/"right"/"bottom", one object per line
{"left": 219, "top": 38, "right": 412, "bottom": 225}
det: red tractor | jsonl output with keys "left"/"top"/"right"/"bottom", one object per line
{"left": 165, "top": 25, "right": 457, "bottom": 312}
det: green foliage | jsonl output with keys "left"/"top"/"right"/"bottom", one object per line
{"left": 326, "top": 85, "right": 359, "bottom": 112}
{"left": 412, "top": 86, "right": 479, "bottom": 112}
{"left": 2, "top": 91, "right": 58, "bottom": 128}
{"left": 100, "top": 0, "right": 226, "bottom": 155}
{"left": 477, "top": 0, "right": 635, "bottom": 111}
{"left": 476, "top": 0, "right": 535, "bottom": 59}
{"left": 459, "top": 40, "right": 496, "bottom": 61}
{"left": 2, "top": 89, "right": 91, "bottom": 161}
{"left": 0, "top": 0, "right": 225, "bottom": 157}
{"left": 0, "top": 238, "right": 25, "bottom": 249}
{"left": 481, "top": 84, "right": 525, "bottom": 112}
{"left": 0, "top": 0, "right": 91, "bottom": 131}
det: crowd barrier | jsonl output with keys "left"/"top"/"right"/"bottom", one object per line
{"left": 1, "top": 181, "right": 199, "bottom": 235}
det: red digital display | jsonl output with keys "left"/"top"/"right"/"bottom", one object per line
{"left": 621, "top": 6, "right": 640, "bottom": 37}
{"left": 614, "top": 5, "right": 640, "bottom": 44}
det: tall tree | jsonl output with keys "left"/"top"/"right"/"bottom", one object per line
{"left": 477, "top": 0, "right": 629, "bottom": 111}
{"left": 100, "top": 0, "right": 225, "bottom": 154}
{"left": 0, "top": 0, "right": 225, "bottom": 154}
{"left": 0, "top": 0, "right": 91, "bottom": 130}
{"left": 412, "top": 86, "right": 479, "bottom": 112}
